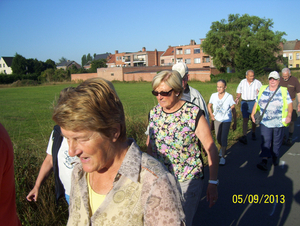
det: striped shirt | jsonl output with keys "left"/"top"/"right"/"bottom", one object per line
{"left": 236, "top": 79, "right": 262, "bottom": 100}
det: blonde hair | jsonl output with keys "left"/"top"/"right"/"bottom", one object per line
{"left": 152, "top": 70, "right": 183, "bottom": 98}
{"left": 52, "top": 78, "right": 126, "bottom": 141}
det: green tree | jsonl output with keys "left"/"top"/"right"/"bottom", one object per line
{"left": 87, "top": 53, "right": 93, "bottom": 62}
{"left": 45, "top": 59, "right": 56, "bottom": 69}
{"left": 201, "top": 14, "right": 286, "bottom": 72}
{"left": 89, "top": 59, "right": 107, "bottom": 72}
{"left": 11, "top": 53, "right": 28, "bottom": 75}
{"left": 58, "top": 57, "right": 68, "bottom": 64}
{"left": 81, "top": 54, "right": 87, "bottom": 67}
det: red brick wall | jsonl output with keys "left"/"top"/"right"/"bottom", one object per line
{"left": 72, "top": 66, "right": 219, "bottom": 82}
{"left": 71, "top": 73, "right": 98, "bottom": 81}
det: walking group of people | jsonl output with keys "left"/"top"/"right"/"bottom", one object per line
{"left": 1, "top": 62, "right": 295, "bottom": 225}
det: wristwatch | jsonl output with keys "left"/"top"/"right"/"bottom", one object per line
{"left": 208, "top": 179, "right": 219, "bottom": 185}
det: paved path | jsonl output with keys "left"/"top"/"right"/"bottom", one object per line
{"left": 194, "top": 118, "right": 300, "bottom": 226}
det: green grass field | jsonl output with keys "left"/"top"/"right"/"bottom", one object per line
{"left": 0, "top": 80, "right": 262, "bottom": 225}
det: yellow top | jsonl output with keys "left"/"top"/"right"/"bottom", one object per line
{"left": 87, "top": 173, "right": 106, "bottom": 215}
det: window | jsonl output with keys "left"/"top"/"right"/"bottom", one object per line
{"left": 176, "top": 58, "right": 183, "bottom": 63}
{"left": 194, "top": 58, "right": 201, "bottom": 64}
{"left": 203, "top": 57, "right": 210, "bottom": 63}
{"left": 289, "top": 54, "right": 293, "bottom": 60}
{"left": 111, "top": 73, "right": 114, "bottom": 76}
{"left": 185, "top": 59, "right": 191, "bottom": 64}
{"left": 194, "top": 48, "right": 200, "bottom": 54}
{"left": 176, "top": 48, "right": 183, "bottom": 55}
{"left": 289, "top": 64, "right": 293, "bottom": 68}
{"left": 0, "top": 64, "right": 1, "bottom": 68}
{"left": 296, "top": 53, "right": 300, "bottom": 60}
{"left": 3, "top": 64, "right": 5, "bottom": 67}
{"left": 296, "top": 64, "right": 299, "bottom": 68}
{"left": 185, "top": 49, "right": 191, "bottom": 54}
{"left": 283, "top": 53, "right": 287, "bottom": 57}
{"left": 161, "top": 59, "right": 164, "bottom": 64}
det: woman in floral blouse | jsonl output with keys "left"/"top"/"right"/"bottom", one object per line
{"left": 147, "top": 70, "right": 219, "bottom": 226}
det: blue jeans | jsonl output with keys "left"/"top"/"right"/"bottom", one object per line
{"left": 241, "top": 100, "right": 255, "bottom": 118}
{"left": 179, "top": 178, "right": 203, "bottom": 226}
{"left": 260, "top": 124, "right": 284, "bottom": 158}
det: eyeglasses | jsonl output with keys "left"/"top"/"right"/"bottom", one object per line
{"left": 269, "top": 78, "right": 279, "bottom": 81}
{"left": 152, "top": 89, "right": 173, "bottom": 96}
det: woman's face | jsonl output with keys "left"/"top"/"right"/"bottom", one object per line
{"left": 269, "top": 78, "right": 280, "bottom": 89}
{"left": 61, "top": 128, "right": 116, "bottom": 173}
{"left": 217, "top": 81, "right": 226, "bottom": 94}
{"left": 154, "top": 81, "right": 179, "bottom": 110}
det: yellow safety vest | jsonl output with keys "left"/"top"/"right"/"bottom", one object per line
{"left": 256, "top": 85, "right": 289, "bottom": 127}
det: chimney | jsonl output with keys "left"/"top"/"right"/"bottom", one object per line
{"left": 190, "top": 40, "right": 196, "bottom": 45}
{"left": 154, "top": 49, "right": 157, "bottom": 66}
{"left": 115, "top": 50, "right": 119, "bottom": 54}
{"left": 142, "top": 47, "right": 146, "bottom": 52}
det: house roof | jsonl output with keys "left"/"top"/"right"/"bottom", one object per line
{"left": 283, "top": 40, "right": 297, "bottom": 50}
{"left": 57, "top": 60, "right": 75, "bottom": 67}
{"left": 161, "top": 46, "right": 174, "bottom": 57}
{"left": 94, "top": 53, "right": 111, "bottom": 61}
{"left": 294, "top": 40, "right": 300, "bottom": 50}
{"left": 2, "top": 57, "right": 14, "bottom": 67}
{"left": 107, "top": 54, "right": 115, "bottom": 64}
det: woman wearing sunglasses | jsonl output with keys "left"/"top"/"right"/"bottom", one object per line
{"left": 147, "top": 70, "right": 219, "bottom": 226}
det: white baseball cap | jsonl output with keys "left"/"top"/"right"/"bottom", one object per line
{"left": 172, "top": 62, "right": 188, "bottom": 78}
{"left": 268, "top": 71, "right": 280, "bottom": 80}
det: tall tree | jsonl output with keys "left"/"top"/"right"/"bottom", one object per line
{"left": 81, "top": 54, "right": 87, "bottom": 67}
{"left": 87, "top": 53, "right": 93, "bottom": 62}
{"left": 11, "top": 53, "right": 28, "bottom": 75}
{"left": 201, "top": 14, "right": 286, "bottom": 73}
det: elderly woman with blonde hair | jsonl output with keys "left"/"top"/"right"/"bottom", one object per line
{"left": 147, "top": 70, "right": 219, "bottom": 226}
{"left": 53, "top": 78, "right": 185, "bottom": 225}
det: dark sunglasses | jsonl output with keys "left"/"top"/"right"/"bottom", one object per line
{"left": 152, "top": 89, "right": 174, "bottom": 96}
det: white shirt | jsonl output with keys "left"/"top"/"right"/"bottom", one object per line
{"left": 209, "top": 92, "right": 235, "bottom": 122}
{"left": 46, "top": 131, "right": 77, "bottom": 196}
{"left": 236, "top": 79, "right": 262, "bottom": 100}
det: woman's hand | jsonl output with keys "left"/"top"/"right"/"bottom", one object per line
{"left": 207, "top": 183, "right": 218, "bottom": 208}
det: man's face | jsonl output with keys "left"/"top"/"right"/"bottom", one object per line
{"left": 282, "top": 72, "right": 290, "bottom": 81}
{"left": 246, "top": 71, "right": 255, "bottom": 83}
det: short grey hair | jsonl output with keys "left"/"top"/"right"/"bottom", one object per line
{"left": 152, "top": 70, "right": 183, "bottom": 99}
{"left": 281, "top": 68, "right": 291, "bottom": 75}
{"left": 246, "top": 70, "right": 254, "bottom": 76}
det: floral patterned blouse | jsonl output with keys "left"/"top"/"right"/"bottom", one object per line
{"left": 148, "top": 102, "right": 204, "bottom": 182}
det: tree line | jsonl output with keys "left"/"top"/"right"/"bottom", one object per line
{"left": 0, "top": 53, "right": 107, "bottom": 85}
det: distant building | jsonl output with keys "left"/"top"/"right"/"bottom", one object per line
{"left": 173, "top": 39, "right": 214, "bottom": 68}
{"left": 56, "top": 60, "right": 81, "bottom": 70}
{"left": 0, "top": 57, "right": 14, "bottom": 74}
{"left": 282, "top": 39, "right": 300, "bottom": 68}
{"left": 107, "top": 48, "right": 164, "bottom": 67}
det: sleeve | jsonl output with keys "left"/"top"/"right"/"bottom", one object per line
{"left": 143, "top": 174, "right": 185, "bottom": 226}
{"left": 236, "top": 81, "right": 242, "bottom": 93}
{"left": 46, "top": 131, "right": 54, "bottom": 155}
{"left": 229, "top": 94, "right": 235, "bottom": 107}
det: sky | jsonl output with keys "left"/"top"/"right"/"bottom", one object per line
{"left": 1, "top": 0, "right": 299, "bottom": 65}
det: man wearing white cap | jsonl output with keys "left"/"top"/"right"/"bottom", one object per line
{"left": 172, "top": 62, "right": 210, "bottom": 125}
